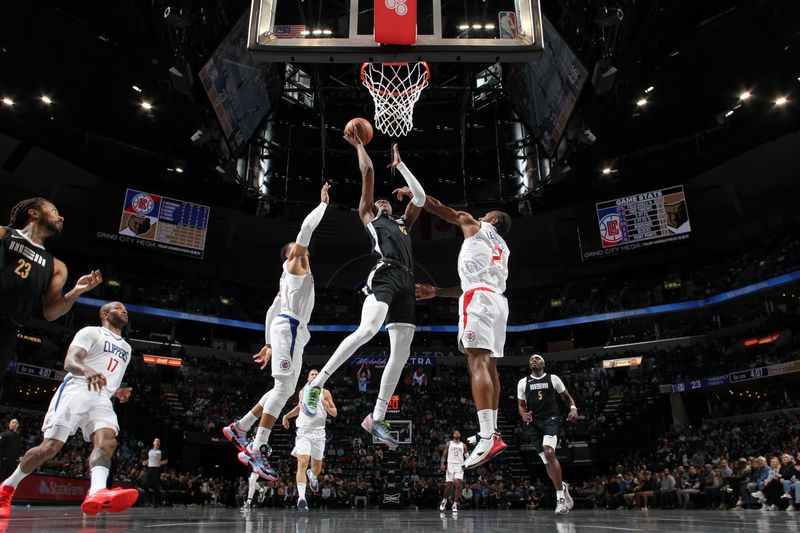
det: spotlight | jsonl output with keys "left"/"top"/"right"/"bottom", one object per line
{"left": 312, "top": 29, "right": 322, "bottom": 35}
{"left": 458, "top": 24, "right": 470, "bottom": 30}
{"left": 1, "top": 97, "right": 13, "bottom": 106}
{"left": 132, "top": 85, "right": 142, "bottom": 93}
{"left": 301, "top": 30, "right": 310, "bottom": 36}
{"left": 725, "top": 110, "right": 734, "bottom": 117}
{"left": 645, "top": 86, "right": 654, "bottom": 93}
{"left": 636, "top": 98, "right": 647, "bottom": 107}
{"left": 175, "top": 167, "right": 184, "bottom": 173}
{"left": 322, "top": 29, "right": 332, "bottom": 35}
{"left": 485, "top": 24, "right": 495, "bottom": 30}
{"left": 602, "top": 167, "right": 612, "bottom": 175}
{"left": 739, "top": 91, "right": 751, "bottom": 101}
{"left": 140, "top": 101, "right": 153, "bottom": 111}
{"left": 774, "top": 96, "right": 788, "bottom": 106}
{"left": 472, "top": 24, "right": 482, "bottom": 29}
{"left": 40, "top": 95, "right": 52, "bottom": 105}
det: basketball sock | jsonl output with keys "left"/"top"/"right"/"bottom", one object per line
{"left": 374, "top": 324, "right": 414, "bottom": 421}
{"left": 298, "top": 483, "right": 307, "bottom": 501}
{"left": 492, "top": 409, "right": 498, "bottom": 431}
{"left": 239, "top": 411, "right": 259, "bottom": 431}
{"left": 253, "top": 426, "right": 271, "bottom": 451}
{"left": 311, "top": 295, "right": 388, "bottom": 389}
{"left": 248, "top": 473, "right": 259, "bottom": 500}
{"left": 89, "top": 466, "right": 109, "bottom": 495}
{"left": 557, "top": 490, "right": 565, "bottom": 501}
{"left": 477, "top": 409, "right": 494, "bottom": 439}
{"left": 3, "top": 465, "right": 28, "bottom": 489}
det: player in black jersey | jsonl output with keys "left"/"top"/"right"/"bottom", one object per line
{"left": 302, "top": 133, "right": 426, "bottom": 449}
{"left": 517, "top": 354, "right": 579, "bottom": 514}
{"left": 1, "top": 198, "right": 103, "bottom": 382}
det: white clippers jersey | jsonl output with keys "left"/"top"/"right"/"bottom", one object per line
{"left": 67, "top": 326, "right": 131, "bottom": 397}
{"left": 447, "top": 441, "right": 466, "bottom": 465}
{"left": 296, "top": 389, "right": 328, "bottom": 430}
{"left": 458, "top": 222, "right": 510, "bottom": 293}
{"left": 279, "top": 261, "right": 315, "bottom": 325}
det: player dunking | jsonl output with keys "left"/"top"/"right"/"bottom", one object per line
{"left": 1, "top": 198, "right": 103, "bottom": 383}
{"left": 301, "top": 140, "right": 427, "bottom": 449}
{"left": 0, "top": 302, "right": 138, "bottom": 517}
{"left": 282, "top": 369, "right": 337, "bottom": 512}
{"left": 517, "top": 354, "right": 578, "bottom": 514}
{"left": 439, "top": 430, "right": 469, "bottom": 512}
{"left": 413, "top": 194, "right": 511, "bottom": 468}
{"left": 223, "top": 183, "right": 330, "bottom": 480}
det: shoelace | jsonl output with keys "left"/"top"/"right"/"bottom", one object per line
{"left": 306, "top": 387, "right": 321, "bottom": 406}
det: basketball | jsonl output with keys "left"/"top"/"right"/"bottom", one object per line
{"left": 344, "top": 117, "right": 373, "bottom": 145}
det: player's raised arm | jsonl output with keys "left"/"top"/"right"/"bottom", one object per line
{"left": 422, "top": 195, "right": 481, "bottom": 238}
{"left": 415, "top": 283, "right": 462, "bottom": 300}
{"left": 286, "top": 182, "right": 330, "bottom": 275}
{"left": 388, "top": 144, "right": 424, "bottom": 228}
{"left": 344, "top": 131, "right": 376, "bottom": 227}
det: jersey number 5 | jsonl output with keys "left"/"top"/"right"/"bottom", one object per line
{"left": 491, "top": 246, "right": 503, "bottom": 266}
{"left": 537, "top": 390, "right": 543, "bottom": 401}
{"left": 107, "top": 358, "right": 120, "bottom": 372}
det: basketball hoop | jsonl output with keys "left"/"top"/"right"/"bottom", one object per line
{"left": 361, "top": 62, "right": 430, "bottom": 137}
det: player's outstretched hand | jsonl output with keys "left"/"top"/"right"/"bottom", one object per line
{"left": 282, "top": 415, "right": 290, "bottom": 429}
{"left": 115, "top": 387, "right": 133, "bottom": 403}
{"left": 439, "top": 463, "right": 446, "bottom": 472}
{"left": 415, "top": 283, "right": 436, "bottom": 300}
{"left": 321, "top": 181, "right": 331, "bottom": 204}
{"left": 253, "top": 345, "right": 272, "bottom": 370}
{"left": 567, "top": 409, "right": 578, "bottom": 422}
{"left": 387, "top": 143, "right": 402, "bottom": 169}
{"left": 74, "top": 270, "right": 103, "bottom": 295}
{"left": 343, "top": 130, "right": 364, "bottom": 148}
{"left": 85, "top": 367, "right": 107, "bottom": 391}
{"left": 392, "top": 186, "right": 412, "bottom": 202}
{"left": 521, "top": 411, "right": 533, "bottom": 423}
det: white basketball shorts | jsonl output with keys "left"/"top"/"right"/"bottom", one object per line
{"left": 446, "top": 465, "right": 465, "bottom": 482}
{"left": 458, "top": 288, "right": 508, "bottom": 358}
{"left": 42, "top": 377, "right": 119, "bottom": 443}
{"left": 291, "top": 428, "right": 326, "bottom": 461}
{"left": 271, "top": 315, "right": 309, "bottom": 379}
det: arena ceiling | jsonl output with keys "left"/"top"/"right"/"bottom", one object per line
{"left": 0, "top": 0, "right": 798, "bottom": 216}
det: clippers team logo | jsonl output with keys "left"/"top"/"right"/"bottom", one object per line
{"left": 280, "top": 359, "right": 292, "bottom": 371}
{"left": 385, "top": 0, "right": 408, "bottom": 16}
{"left": 598, "top": 208, "right": 625, "bottom": 248}
{"left": 130, "top": 193, "right": 155, "bottom": 215}
{"left": 464, "top": 330, "right": 476, "bottom": 343}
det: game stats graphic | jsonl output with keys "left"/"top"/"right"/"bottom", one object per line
{"left": 595, "top": 185, "right": 691, "bottom": 253}
{"left": 114, "top": 189, "right": 210, "bottom": 258}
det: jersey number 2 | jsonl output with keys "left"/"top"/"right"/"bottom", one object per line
{"left": 14, "top": 259, "right": 31, "bottom": 279}
{"left": 107, "top": 358, "right": 119, "bottom": 372}
{"left": 491, "top": 246, "right": 503, "bottom": 266}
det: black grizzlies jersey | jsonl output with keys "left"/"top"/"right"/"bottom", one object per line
{"left": 0, "top": 228, "right": 55, "bottom": 324}
{"left": 366, "top": 212, "right": 414, "bottom": 272}
{"left": 525, "top": 374, "right": 561, "bottom": 419}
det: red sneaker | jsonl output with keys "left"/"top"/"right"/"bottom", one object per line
{"left": 463, "top": 432, "right": 507, "bottom": 469}
{"left": 0, "top": 485, "right": 14, "bottom": 519}
{"left": 81, "top": 487, "right": 139, "bottom": 515}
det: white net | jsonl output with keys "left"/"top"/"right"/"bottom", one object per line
{"left": 361, "top": 62, "right": 430, "bottom": 137}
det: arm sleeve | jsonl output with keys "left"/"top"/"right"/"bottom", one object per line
{"left": 551, "top": 375, "right": 566, "bottom": 394}
{"left": 296, "top": 202, "right": 327, "bottom": 248}
{"left": 264, "top": 294, "right": 281, "bottom": 346}
{"left": 396, "top": 162, "right": 426, "bottom": 207}
{"left": 70, "top": 327, "right": 96, "bottom": 352}
{"left": 517, "top": 378, "right": 527, "bottom": 401}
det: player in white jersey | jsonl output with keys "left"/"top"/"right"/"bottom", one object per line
{"left": 439, "top": 430, "right": 469, "bottom": 512}
{"left": 223, "top": 183, "right": 330, "bottom": 481}
{"left": 0, "top": 301, "right": 139, "bottom": 518}
{"left": 410, "top": 190, "right": 511, "bottom": 469}
{"left": 282, "top": 369, "right": 337, "bottom": 512}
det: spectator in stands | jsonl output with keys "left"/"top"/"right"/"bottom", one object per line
{"left": 659, "top": 468, "right": 676, "bottom": 509}
{"left": 635, "top": 471, "right": 660, "bottom": 510}
{"left": 780, "top": 453, "right": 799, "bottom": 511}
{"left": 676, "top": 466, "right": 702, "bottom": 509}
{"left": 755, "top": 457, "right": 785, "bottom": 510}
{"left": 702, "top": 465, "right": 725, "bottom": 510}
{"left": 738, "top": 456, "right": 769, "bottom": 507}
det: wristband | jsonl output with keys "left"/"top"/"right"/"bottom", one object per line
{"left": 570, "top": 405, "right": 577, "bottom": 411}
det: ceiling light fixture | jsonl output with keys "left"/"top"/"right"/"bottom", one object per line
{"left": 602, "top": 167, "right": 612, "bottom": 175}
{"left": 1, "top": 97, "right": 13, "bottom": 107}
{"left": 140, "top": 101, "right": 153, "bottom": 111}
{"left": 458, "top": 24, "right": 469, "bottom": 30}
{"left": 739, "top": 91, "right": 751, "bottom": 101}
{"left": 485, "top": 24, "right": 495, "bottom": 30}
{"left": 636, "top": 98, "right": 647, "bottom": 107}
{"left": 472, "top": 24, "right": 482, "bottom": 29}
{"left": 175, "top": 167, "right": 184, "bottom": 173}
{"left": 774, "top": 96, "right": 788, "bottom": 106}
{"left": 725, "top": 110, "right": 734, "bottom": 117}
{"left": 645, "top": 86, "right": 654, "bottom": 93}
{"left": 40, "top": 95, "right": 52, "bottom": 105}
{"left": 132, "top": 85, "right": 142, "bottom": 93}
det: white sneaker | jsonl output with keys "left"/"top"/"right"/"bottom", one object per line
{"left": 735, "top": 498, "right": 743, "bottom": 508}
{"left": 562, "top": 482, "right": 574, "bottom": 510}
{"left": 641, "top": 506, "right": 648, "bottom": 511}
{"left": 440, "top": 498, "right": 447, "bottom": 511}
{"left": 786, "top": 504, "right": 795, "bottom": 512}
{"left": 240, "top": 499, "right": 252, "bottom": 511}
{"left": 555, "top": 497, "right": 569, "bottom": 514}
{"left": 307, "top": 469, "right": 319, "bottom": 493}
{"left": 769, "top": 504, "right": 779, "bottom": 511}
{"left": 452, "top": 502, "right": 458, "bottom": 512}
{"left": 781, "top": 493, "right": 792, "bottom": 500}
{"left": 463, "top": 433, "right": 507, "bottom": 469}
{"left": 751, "top": 491, "right": 766, "bottom": 502}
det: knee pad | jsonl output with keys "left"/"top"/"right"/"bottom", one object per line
{"left": 263, "top": 377, "right": 296, "bottom": 417}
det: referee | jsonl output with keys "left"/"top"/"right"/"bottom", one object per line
{"left": 143, "top": 438, "right": 167, "bottom": 507}
{"left": 1, "top": 198, "right": 102, "bottom": 383}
